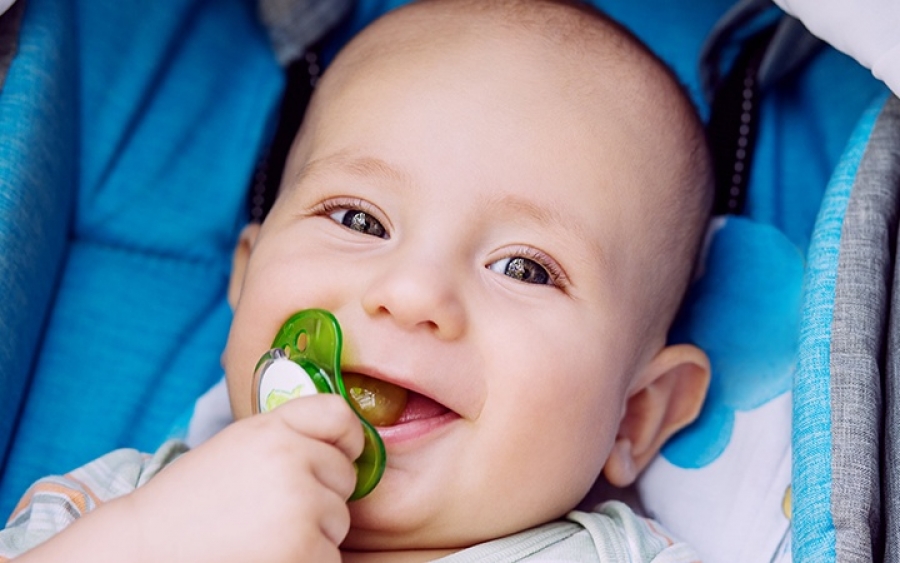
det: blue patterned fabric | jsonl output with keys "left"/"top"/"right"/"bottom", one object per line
{"left": 664, "top": 217, "right": 802, "bottom": 469}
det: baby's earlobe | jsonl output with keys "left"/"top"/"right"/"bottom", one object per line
{"left": 603, "top": 438, "right": 639, "bottom": 487}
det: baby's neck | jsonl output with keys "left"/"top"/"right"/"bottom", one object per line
{"left": 342, "top": 547, "right": 459, "bottom": 563}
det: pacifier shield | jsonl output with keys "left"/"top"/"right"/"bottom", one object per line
{"left": 252, "top": 309, "right": 387, "bottom": 500}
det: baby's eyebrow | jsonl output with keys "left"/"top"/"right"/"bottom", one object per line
{"left": 487, "top": 193, "right": 564, "bottom": 230}
{"left": 294, "top": 153, "right": 410, "bottom": 188}
{"left": 483, "top": 193, "right": 607, "bottom": 267}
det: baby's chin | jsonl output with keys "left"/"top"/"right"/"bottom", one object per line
{"left": 344, "top": 495, "right": 487, "bottom": 554}
{"left": 343, "top": 487, "right": 435, "bottom": 549}
{"left": 343, "top": 489, "right": 566, "bottom": 556}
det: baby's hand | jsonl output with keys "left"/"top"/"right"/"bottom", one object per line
{"left": 127, "top": 394, "right": 363, "bottom": 563}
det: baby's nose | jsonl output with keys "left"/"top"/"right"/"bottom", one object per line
{"left": 360, "top": 257, "right": 466, "bottom": 340}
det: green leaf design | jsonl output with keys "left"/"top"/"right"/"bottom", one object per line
{"left": 264, "top": 384, "right": 307, "bottom": 411}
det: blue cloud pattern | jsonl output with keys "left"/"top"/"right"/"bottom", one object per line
{"left": 662, "top": 217, "right": 803, "bottom": 468}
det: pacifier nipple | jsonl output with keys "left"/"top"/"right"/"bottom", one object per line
{"left": 342, "top": 374, "right": 408, "bottom": 427}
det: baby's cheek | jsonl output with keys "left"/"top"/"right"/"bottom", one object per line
{"left": 222, "top": 344, "right": 258, "bottom": 420}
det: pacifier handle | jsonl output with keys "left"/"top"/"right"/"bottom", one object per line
{"left": 251, "top": 309, "right": 386, "bottom": 500}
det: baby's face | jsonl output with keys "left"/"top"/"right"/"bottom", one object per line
{"left": 224, "top": 21, "right": 667, "bottom": 552}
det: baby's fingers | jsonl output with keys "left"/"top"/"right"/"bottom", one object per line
{"left": 305, "top": 473, "right": 355, "bottom": 547}
{"left": 273, "top": 394, "right": 365, "bottom": 472}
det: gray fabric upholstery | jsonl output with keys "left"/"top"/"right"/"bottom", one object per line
{"left": 698, "top": 0, "right": 822, "bottom": 101}
{"left": 831, "top": 94, "right": 900, "bottom": 563}
{"left": 258, "top": 0, "right": 352, "bottom": 65}
{"left": 880, "top": 96, "right": 900, "bottom": 563}
{"left": 0, "top": 0, "right": 23, "bottom": 92}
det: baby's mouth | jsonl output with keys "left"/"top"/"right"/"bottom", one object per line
{"left": 391, "top": 390, "right": 451, "bottom": 425}
{"left": 342, "top": 372, "right": 449, "bottom": 427}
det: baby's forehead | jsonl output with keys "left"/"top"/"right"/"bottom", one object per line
{"left": 325, "top": 0, "right": 680, "bottom": 126}
{"left": 345, "top": 0, "right": 643, "bottom": 67}
{"left": 299, "top": 0, "right": 700, "bottom": 202}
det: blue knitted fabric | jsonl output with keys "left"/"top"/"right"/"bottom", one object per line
{"left": 0, "top": 0, "right": 282, "bottom": 515}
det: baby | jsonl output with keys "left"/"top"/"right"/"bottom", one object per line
{"left": 2, "top": 0, "right": 713, "bottom": 561}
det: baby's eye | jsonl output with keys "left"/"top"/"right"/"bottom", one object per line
{"left": 330, "top": 209, "right": 387, "bottom": 239}
{"left": 488, "top": 257, "right": 551, "bottom": 285}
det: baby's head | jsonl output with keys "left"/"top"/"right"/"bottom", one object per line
{"left": 225, "top": 0, "right": 712, "bottom": 555}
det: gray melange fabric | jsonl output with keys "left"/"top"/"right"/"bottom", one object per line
{"left": 881, "top": 96, "right": 900, "bottom": 563}
{"left": 258, "top": 0, "right": 352, "bottom": 65}
{"left": 831, "top": 94, "right": 900, "bottom": 563}
{"left": 0, "top": 0, "right": 24, "bottom": 93}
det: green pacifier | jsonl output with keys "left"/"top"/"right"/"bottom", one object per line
{"left": 252, "top": 309, "right": 387, "bottom": 500}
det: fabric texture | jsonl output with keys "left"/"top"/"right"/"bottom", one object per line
{"left": 771, "top": 0, "right": 900, "bottom": 96}
{"left": 886, "top": 98, "right": 900, "bottom": 563}
{"left": 0, "top": 440, "right": 696, "bottom": 562}
{"left": 0, "top": 0, "right": 23, "bottom": 90}
{"left": 0, "top": 0, "right": 76, "bottom": 481}
{"left": 0, "top": 0, "right": 283, "bottom": 519}
{"left": 881, "top": 104, "right": 900, "bottom": 561}
{"left": 792, "top": 92, "right": 891, "bottom": 562}
{"left": 829, "top": 94, "right": 900, "bottom": 563}
{"left": 440, "top": 503, "right": 699, "bottom": 563}
{"left": 0, "top": 441, "right": 187, "bottom": 561}
{"left": 258, "top": 0, "right": 352, "bottom": 64}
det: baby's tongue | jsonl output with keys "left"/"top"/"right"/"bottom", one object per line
{"left": 393, "top": 392, "right": 449, "bottom": 425}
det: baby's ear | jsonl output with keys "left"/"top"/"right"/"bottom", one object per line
{"left": 603, "top": 344, "right": 710, "bottom": 487}
{"left": 228, "top": 223, "right": 261, "bottom": 309}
